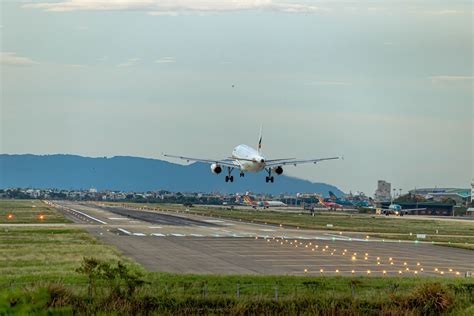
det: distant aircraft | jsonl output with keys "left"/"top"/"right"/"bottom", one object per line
{"left": 377, "top": 204, "right": 426, "bottom": 216}
{"left": 318, "top": 197, "right": 343, "bottom": 210}
{"left": 239, "top": 194, "right": 287, "bottom": 209}
{"left": 164, "top": 127, "right": 341, "bottom": 183}
{"left": 327, "top": 191, "right": 355, "bottom": 207}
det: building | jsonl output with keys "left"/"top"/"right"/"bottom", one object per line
{"left": 409, "top": 188, "right": 471, "bottom": 205}
{"left": 374, "top": 180, "right": 391, "bottom": 202}
{"left": 471, "top": 181, "right": 474, "bottom": 203}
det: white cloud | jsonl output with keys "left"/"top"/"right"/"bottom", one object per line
{"left": 117, "top": 58, "right": 140, "bottom": 67}
{"left": 0, "top": 52, "right": 38, "bottom": 66}
{"left": 154, "top": 56, "right": 175, "bottom": 64}
{"left": 430, "top": 76, "right": 473, "bottom": 84}
{"left": 23, "top": 0, "right": 322, "bottom": 14}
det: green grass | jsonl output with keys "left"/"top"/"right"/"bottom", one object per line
{"left": 0, "top": 200, "right": 141, "bottom": 284}
{"left": 0, "top": 227, "right": 141, "bottom": 285}
{"left": 0, "top": 199, "right": 70, "bottom": 224}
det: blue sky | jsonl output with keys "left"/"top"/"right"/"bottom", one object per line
{"left": 1, "top": 0, "right": 472, "bottom": 194}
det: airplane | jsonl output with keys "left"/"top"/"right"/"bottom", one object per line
{"left": 318, "top": 197, "right": 343, "bottom": 210}
{"left": 164, "top": 127, "right": 341, "bottom": 183}
{"left": 327, "top": 191, "right": 355, "bottom": 207}
{"left": 376, "top": 204, "right": 426, "bottom": 216}
{"left": 239, "top": 194, "right": 287, "bottom": 209}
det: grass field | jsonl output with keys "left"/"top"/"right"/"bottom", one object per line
{"left": 0, "top": 199, "right": 70, "bottom": 224}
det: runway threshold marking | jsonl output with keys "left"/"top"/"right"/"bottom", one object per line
{"left": 69, "top": 208, "right": 108, "bottom": 224}
{"left": 133, "top": 233, "right": 146, "bottom": 236}
{"left": 151, "top": 233, "right": 166, "bottom": 237}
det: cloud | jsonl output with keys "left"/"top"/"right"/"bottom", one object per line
{"left": 430, "top": 76, "right": 473, "bottom": 84}
{"left": 23, "top": 0, "right": 321, "bottom": 14}
{"left": 117, "top": 58, "right": 140, "bottom": 67}
{"left": 154, "top": 56, "right": 175, "bottom": 64}
{"left": 0, "top": 52, "right": 38, "bottom": 66}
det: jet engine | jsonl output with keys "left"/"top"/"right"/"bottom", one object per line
{"left": 211, "top": 163, "right": 222, "bottom": 174}
{"left": 273, "top": 166, "right": 283, "bottom": 175}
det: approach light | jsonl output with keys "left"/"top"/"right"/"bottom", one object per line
{"left": 351, "top": 256, "right": 356, "bottom": 261}
{"left": 38, "top": 214, "right": 45, "bottom": 220}
{"left": 403, "top": 262, "right": 407, "bottom": 266}
{"left": 367, "top": 270, "right": 371, "bottom": 274}
{"left": 383, "top": 270, "right": 387, "bottom": 275}
{"left": 335, "top": 269, "right": 339, "bottom": 273}
{"left": 351, "top": 270, "right": 355, "bottom": 274}
{"left": 304, "top": 268, "right": 308, "bottom": 273}
{"left": 320, "top": 269, "right": 324, "bottom": 273}
{"left": 7, "top": 214, "right": 14, "bottom": 220}
{"left": 417, "top": 262, "right": 420, "bottom": 266}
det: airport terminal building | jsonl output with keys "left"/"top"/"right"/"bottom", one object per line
{"left": 409, "top": 188, "right": 471, "bottom": 206}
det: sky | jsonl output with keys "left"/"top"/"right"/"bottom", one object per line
{"left": 1, "top": 0, "right": 473, "bottom": 195}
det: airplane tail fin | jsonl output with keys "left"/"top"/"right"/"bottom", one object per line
{"left": 329, "top": 191, "right": 337, "bottom": 200}
{"left": 258, "top": 125, "right": 263, "bottom": 154}
{"left": 243, "top": 195, "right": 255, "bottom": 206}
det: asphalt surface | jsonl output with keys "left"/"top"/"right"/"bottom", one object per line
{"left": 50, "top": 201, "right": 474, "bottom": 277}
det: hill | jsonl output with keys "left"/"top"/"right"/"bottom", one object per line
{"left": 0, "top": 154, "right": 343, "bottom": 195}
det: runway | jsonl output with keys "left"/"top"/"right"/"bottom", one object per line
{"left": 52, "top": 201, "right": 474, "bottom": 277}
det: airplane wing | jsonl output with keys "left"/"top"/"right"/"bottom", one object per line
{"left": 265, "top": 156, "right": 341, "bottom": 167}
{"left": 163, "top": 154, "right": 241, "bottom": 169}
{"left": 403, "top": 208, "right": 427, "bottom": 212}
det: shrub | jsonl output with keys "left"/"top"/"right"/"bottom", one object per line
{"left": 404, "top": 283, "right": 454, "bottom": 314}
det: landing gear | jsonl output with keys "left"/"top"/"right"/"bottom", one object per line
{"left": 225, "top": 167, "right": 234, "bottom": 182}
{"left": 239, "top": 172, "right": 245, "bottom": 178}
{"left": 265, "top": 168, "right": 274, "bottom": 183}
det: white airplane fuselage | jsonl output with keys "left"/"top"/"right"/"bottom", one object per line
{"left": 232, "top": 144, "right": 266, "bottom": 172}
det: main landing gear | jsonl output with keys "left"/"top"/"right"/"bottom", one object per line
{"left": 239, "top": 172, "right": 245, "bottom": 177}
{"left": 225, "top": 167, "right": 234, "bottom": 182}
{"left": 265, "top": 168, "right": 274, "bottom": 183}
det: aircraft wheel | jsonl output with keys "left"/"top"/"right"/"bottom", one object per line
{"left": 270, "top": 176, "right": 274, "bottom": 183}
{"left": 225, "top": 176, "right": 229, "bottom": 182}
{"left": 230, "top": 176, "right": 234, "bottom": 182}
{"left": 265, "top": 176, "right": 269, "bottom": 183}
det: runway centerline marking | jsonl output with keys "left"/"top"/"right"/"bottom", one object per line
{"left": 118, "top": 228, "right": 132, "bottom": 235}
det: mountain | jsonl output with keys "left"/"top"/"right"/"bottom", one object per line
{"left": 0, "top": 154, "right": 343, "bottom": 195}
